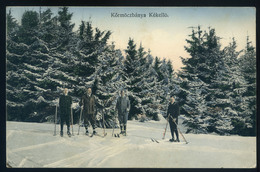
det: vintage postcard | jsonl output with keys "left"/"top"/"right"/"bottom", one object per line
{"left": 6, "top": 6, "right": 256, "bottom": 168}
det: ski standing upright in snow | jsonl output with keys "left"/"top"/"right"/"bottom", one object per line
{"left": 102, "top": 111, "right": 107, "bottom": 137}
{"left": 70, "top": 107, "right": 74, "bottom": 136}
{"left": 77, "top": 106, "right": 83, "bottom": 135}
{"left": 53, "top": 104, "right": 58, "bottom": 136}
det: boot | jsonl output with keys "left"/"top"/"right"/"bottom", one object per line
{"left": 67, "top": 127, "right": 71, "bottom": 137}
{"left": 120, "top": 125, "right": 123, "bottom": 134}
{"left": 60, "top": 124, "right": 64, "bottom": 137}
{"left": 123, "top": 125, "right": 127, "bottom": 136}
{"left": 67, "top": 130, "right": 71, "bottom": 137}
{"left": 169, "top": 138, "right": 174, "bottom": 142}
{"left": 85, "top": 129, "right": 89, "bottom": 136}
{"left": 175, "top": 131, "right": 180, "bottom": 142}
{"left": 60, "top": 131, "right": 63, "bottom": 137}
{"left": 93, "top": 130, "right": 97, "bottom": 135}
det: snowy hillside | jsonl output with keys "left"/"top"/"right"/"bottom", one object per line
{"left": 6, "top": 116, "right": 256, "bottom": 168}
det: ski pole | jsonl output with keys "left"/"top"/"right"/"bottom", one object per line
{"left": 54, "top": 104, "right": 58, "bottom": 136}
{"left": 71, "top": 107, "right": 74, "bottom": 136}
{"left": 112, "top": 117, "right": 115, "bottom": 136}
{"left": 170, "top": 116, "right": 188, "bottom": 144}
{"left": 125, "top": 124, "right": 127, "bottom": 136}
{"left": 162, "top": 103, "right": 170, "bottom": 139}
{"left": 162, "top": 114, "right": 170, "bottom": 139}
{"left": 102, "top": 108, "right": 107, "bottom": 137}
{"left": 77, "top": 106, "right": 83, "bottom": 135}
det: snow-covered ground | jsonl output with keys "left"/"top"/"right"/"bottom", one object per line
{"left": 6, "top": 115, "right": 256, "bottom": 168}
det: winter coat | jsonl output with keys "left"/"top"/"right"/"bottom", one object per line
{"left": 80, "top": 94, "right": 96, "bottom": 115}
{"left": 59, "top": 95, "right": 72, "bottom": 118}
{"left": 116, "top": 96, "right": 130, "bottom": 115}
{"left": 167, "top": 102, "right": 180, "bottom": 119}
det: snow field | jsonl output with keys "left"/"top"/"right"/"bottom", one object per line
{"left": 6, "top": 119, "right": 256, "bottom": 168}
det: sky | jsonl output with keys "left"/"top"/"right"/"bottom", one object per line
{"left": 7, "top": 7, "right": 256, "bottom": 71}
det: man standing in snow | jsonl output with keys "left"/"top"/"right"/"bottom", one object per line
{"left": 167, "top": 96, "right": 180, "bottom": 142}
{"left": 59, "top": 88, "right": 72, "bottom": 137}
{"left": 116, "top": 89, "right": 130, "bottom": 136}
{"left": 80, "top": 87, "right": 97, "bottom": 135}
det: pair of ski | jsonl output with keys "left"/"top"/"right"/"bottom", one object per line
{"left": 86, "top": 132, "right": 107, "bottom": 138}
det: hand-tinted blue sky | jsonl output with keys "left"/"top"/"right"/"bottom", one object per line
{"left": 7, "top": 7, "right": 256, "bottom": 71}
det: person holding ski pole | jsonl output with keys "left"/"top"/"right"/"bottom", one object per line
{"left": 59, "top": 88, "right": 72, "bottom": 137}
{"left": 80, "top": 87, "right": 97, "bottom": 136}
{"left": 167, "top": 95, "right": 180, "bottom": 142}
{"left": 115, "top": 89, "right": 130, "bottom": 136}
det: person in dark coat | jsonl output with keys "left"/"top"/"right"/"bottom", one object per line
{"left": 116, "top": 90, "right": 130, "bottom": 135}
{"left": 167, "top": 96, "right": 180, "bottom": 142}
{"left": 59, "top": 88, "right": 72, "bottom": 137}
{"left": 80, "top": 87, "right": 97, "bottom": 135}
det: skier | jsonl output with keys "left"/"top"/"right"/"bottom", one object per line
{"left": 80, "top": 87, "right": 97, "bottom": 135}
{"left": 59, "top": 88, "right": 72, "bottom": 137}
{"left": 115, "top": 89, "right": 130, "bottom": 136}
{"left": 167, "top": 95, "right": 180, "bottom": 142}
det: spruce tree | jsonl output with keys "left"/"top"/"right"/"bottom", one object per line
{"left": 7, "top": 10, "right": 55, "bottom": 121}
{"left": 94, "top": 43, "right": 125, "bottom": 127}
{"left": 179, "top": 26, "right": 225, "bottom": 134}
{"left": 123, "top": 38, "right": 142, "bottom": 119}
{"left": 238, "top": 36, "right": 256, "bottom": 136}
{"left": 210, "top": 38, "right": 247, "bottom": 134}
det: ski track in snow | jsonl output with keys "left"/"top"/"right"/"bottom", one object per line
{"left": 6, "top": 120, "right": 256, "bottom": 168}
{"left": 18, "top": 157, "right": 27, "bottom": 167}
{"left": 11, "top": 140, "right": 65, "bottom": 153}
{"left": 6, "top": 130, "right": 14, "bottom": 140}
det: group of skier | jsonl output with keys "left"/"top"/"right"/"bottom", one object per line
{"left": 58, "top": 87, "right": 130, "bottom": 137}
{"left": 58, "top": 87, "right": 181, "bottom": 142}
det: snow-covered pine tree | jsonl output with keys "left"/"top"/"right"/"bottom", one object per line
{"left": 123, "top": 41, "right": 160, "bottom": 120}
{"left": 209, "top": 38, "right": 249, "bottom": 135}
{"left": 158, "top": 59, "right": 171, "bottom": 102}
{"left": 167, "top": 59, "right": 182, "bottom": 103}
{"left": 6, "top": 9, "right": 56, "bottom": 121}
{"left": 6, "top": 9, "right": 23, "bottom": 121}
{"left": 154, "top": 56, "right": 163, "bottom": 82}
{"left": 238, "top": 36, "right": 256, "bottom": 136}
{"left": 152, "top": 56, "right": 179, "bottom": 119}
{"left": 6, "top": 9, "right": 18, "bottom": 36}
{"left": 123, "top": 38, "right": 143, "bottom": 119}
{"left": 136, "top": 49, "right": 160, "bottom": 121}
{"left": 7, "top": 8, "right": 80, "bottom": 122}
{"left": 45, "top": 7, "right": 76, "bottom": 91}
{"left": 66, "top": 20, "right": 113, "bottom": 125}
{"left": 179, "top": 26, "right": 226, "bottom": 134}
{"left": 94, "top": 42, "right": 126, "bottom": 127}
{"left": 38, "top": 7, "right": 80, "bottom": 123}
